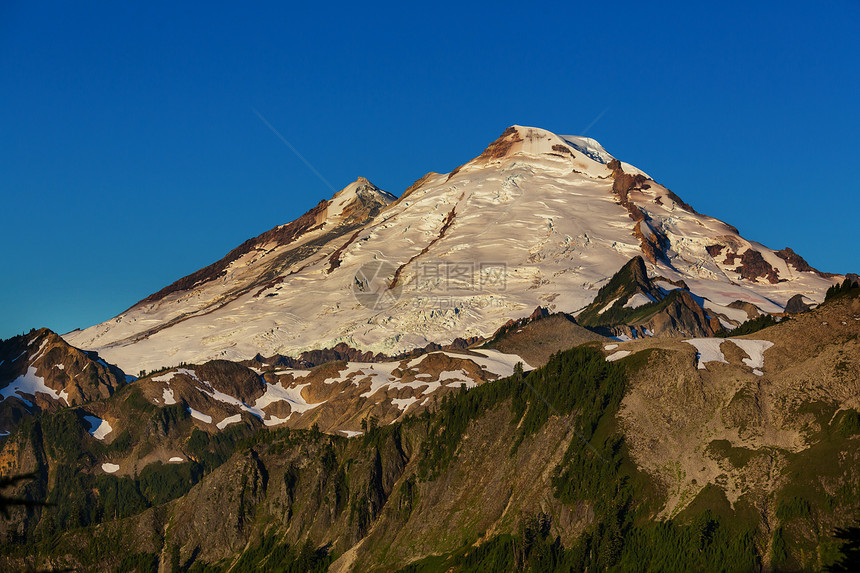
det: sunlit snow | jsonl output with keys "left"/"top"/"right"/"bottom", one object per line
{"left": 83, "top": 415, "right": 113, "bottom": 440}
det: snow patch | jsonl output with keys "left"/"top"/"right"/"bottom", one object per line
{"left": 604, "top": 344, "right": 618, "bottom": 350}
{"left": 597, "top": 296, "right": 621, "bottom": 315}
{"left": 606, "top": 350, "right": 631, "bottom": 362}
{"left": 168, "top": 457, "right": 184, "bottom": 462}
{"left": 162, "top": 386, "right": 176, "bottom": 405}
{"left": 0, "top": 367, "right": 66, "bottom": 405}
{"left": 729, "top": 339, "right": 773, "bottom": 369}
{"left": 684, "top": 339, "right": 728, "bottom": 369}
{"left": 623, "top": 293, "right": 656, "bottom": 309}
{"left": 391, "top": 396, "right": 419, "bottom": 411}
{"left": 187, "top": 407, "right": 212, "bottom": 424}
{"left": 101, "top": 463, "right": 120, "bottom": 473}
{"left": 83, "top": 415, "right": 113, "bottom": 440}
{"left": 216, "top": 414, "right": 242, "bottom": 430}
{"left": 254, "top": 381, "right": 322, "bottom": 417}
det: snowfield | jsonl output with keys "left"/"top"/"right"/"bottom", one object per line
{"left": 606, "top": 350, "right": 632, "bottom": 362}
{"left": 83, "top": 415, "right": 113, "bottom": 440}
{"left": 63, "top": 126, "right": 841, "bottom": 374}
{"left": 684, "top": 338, "right": 773, "bottom": 372}
{"left": 0, "top": 367, "right": 66, "bottom": 406}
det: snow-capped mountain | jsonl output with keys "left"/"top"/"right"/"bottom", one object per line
{"left": 64, "top": 126, "right": 841, "bottom": 373}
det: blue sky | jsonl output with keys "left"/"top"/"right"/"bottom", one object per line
{"left": 2, "top": 1, "right": 859, "bottom": 340}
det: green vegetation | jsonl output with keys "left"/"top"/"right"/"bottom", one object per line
{"left": 138, "top": 461, "right": 203, "bottom": 506}
{"left": 715, "top": 313, "right": 782, "bottom": 337}
{"left": 825, "top": 278, "right": 860, "bottom": 301}
{"left": 416, "top": 345, "right": 622, "bottom": 479}
{"left": 826, "top": 521, "right": 860, "bottom": 572}
{"left": 186, "top": 531, "right": 333, "bottom": 573}
{"left": 0, "top": 390, "right": 256, "bottom": 549}
{"left": 408, "top": 344, "right": 763, "bottom": 572}
{"left": 114, "top": 552, "right": 159, "bottom": 573}
{"left": 3, "top": 332, "right": 858, "bottom": 571}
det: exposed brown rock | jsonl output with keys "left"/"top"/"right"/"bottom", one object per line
{"left": 599, "top": 290, "right": 721, "bottom": 339}
{"left": 0, "top": 328, "right": 128, "bottom": 433}
{"left": 634, "top": 222, "right": 668, "bottom": 263}
{"left": 476, "top": 126, "right": 523, "bottom": 161}
{"left": 727, "top": 300, "right": 762, "bottom": 320}
{"left": 735, "top": 249, "right": 780, "bottom": 284}
{"left": 193, "top": 360, "right": 266, "bottom": 404}
{"left": 775, "top": 247, "right": 836, "bottom": 278}
{"left": 723, "top": 251, "right": 740, "bottom": 266}
{"left": 706, "top": 244, "right": 725, "bottom": 258}
{"left": 487, "top": 314, "right": 606, "bottom": 367}
{"left": 551, "top": 144, "right": 573, "bottom": 155}
{"left": 328, "top": 230, "right": 362, "bottom": 273}
{"left": 783, "top": 294, "right": 811, "bottom": 314}
{"left": 775, "top": 247, "right": 814, "bottom": 272}
{"left": 664, "top": 190, "right": 696, "bottom": 213}
{"left": 608, "top": 160, "right": 671, "bottom": 262}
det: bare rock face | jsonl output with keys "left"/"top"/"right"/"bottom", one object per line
{"left": 193, "top": 360, "right": 266, "bottom": 404}
{"left": 775, "top": 246, "right": 835, "bottom": 278}
{"left": 579, "top": 257, "right": 722, "bottom": 339}
{"left": 648, "top": 290, "right": 722, "bottom": 336}
{"left": 0, "top": 328, "right": 128, "bottom": 433}
{"left": 600, "top": 290, "right": 721, "bottom": 340}
{"left": 784, "top": 294, "right": 811, "bottom": 314}
{"left": 728, "top": 300, "right": 762, "bottom": 320}
{"left": 735, "top": 249, "right": 780, "bottom": 284}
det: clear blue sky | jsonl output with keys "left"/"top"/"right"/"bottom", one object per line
{"left": 2, "top": 1, "right": 858, "bottom": 340}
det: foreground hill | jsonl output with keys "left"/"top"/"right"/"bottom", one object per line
{"left": 2, "top": 286, "right": 858, "bottom": 572}
{"left": 0, "top": 329, "right": 129, "bottom": 435}
{"left": 64, "top": 126, "right": 842, "bottom": 374}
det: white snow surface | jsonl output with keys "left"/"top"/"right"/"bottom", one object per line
{"left": 597, "top": 296, "right": 620, "bottom": 315}
{"left": 730, "top": 339, "right": 774, "bottom": 369}
{"left": 606, "top": 350, "right": 632, "bottom": 362}
{"left": 162, "top": 386, "right": 176, "bottom": 405}
{"left": 62, "top": 126, "right": 841, "bottom": 374}
{"left": 684, "top": 339, "right": 729, "bottom": 369}
{"left": 0, "top": 367, "right": 66, "bottom": 406}
{"left": 623, "top": 293, "right": 656, "bottom": 309}
{"left": 168, "top": 457, "right": 184, "bottom": 462}
{"left": 101, "top": 463, "right": 120, "bottom": 473}
{"left": 391, "top": 396, "right": 419, "bottom": 411}
{"left": 83, "top": 415, "right": 113, "bottom": 440}
{"left": 187, "top": 407, "right": 212, "bottom": 424}
{"left": 216, "top": 414, "right": 242, "bottom": 430}
{"left": 684, "top": 338, "right": 773, "bottom": 371}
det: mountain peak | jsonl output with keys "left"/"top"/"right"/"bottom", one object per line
{"left": 326, "top": 177, "right": 397, "bottom": 223}
{"left": 474, "top": 125, "right": 616, "bottom": 165}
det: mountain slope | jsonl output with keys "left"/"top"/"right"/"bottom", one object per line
{"left": 0, "top": 329, "right": 129, "bottom": 434}
{"left": 64, "top": 126, "right": 842, "bottom": 374}
{"left": 3, "top": 290, "right": 859, "bottom": 571}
